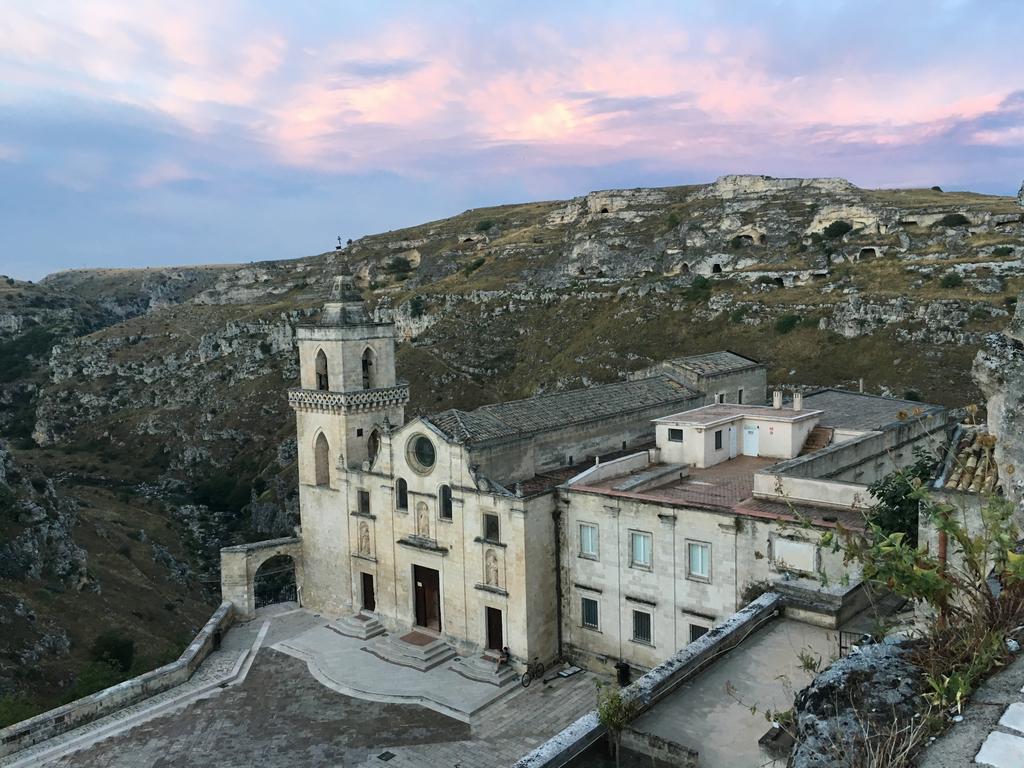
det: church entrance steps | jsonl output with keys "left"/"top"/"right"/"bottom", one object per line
{"left": 363, "top": 630, "right": 457, "bottom": 672}
{"left": 449, "top": 653, "right": 517, "bottom": 687}
{"left": 271, "top": 616, "right": 519, "bottom": 720}
{"left": 328, "top": 612, "right": 385, "bottom": 640}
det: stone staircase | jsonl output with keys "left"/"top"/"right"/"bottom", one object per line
{"left": 449, "top": 652, "right": 517, "bottom": 687}
{"left": 364, "top": 630, "right": 457, "bottom": 672}
{"left": 328, "top": 612, "right": 385, "bottom": 641}
{"left": 801, "top": 426, "right": 834, "bottom": 455}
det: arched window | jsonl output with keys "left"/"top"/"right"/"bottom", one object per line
{"left": 314, "top": 432, "right": 331, "bottom": 486}
{"left": 396, "top": 478, "right": 408, "bottom": 510}
{"left": 367, "top": 429, "right": 380, "bottom": 464}
{"left": 361, "top": 347, "right": 376, "bottom": 389}
{"left": 315, "top": 350, "right": 329, "bottom": 391}
{"left": 439, "top": 484, "right": 453, "bottom": 520}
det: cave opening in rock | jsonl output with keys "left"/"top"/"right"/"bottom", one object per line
{"left": 712, "top": 264, "right": 723, "bottom": 274}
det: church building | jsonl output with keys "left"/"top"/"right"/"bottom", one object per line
{"left": 283, "top": 279, "right": 767, "bottom": 667}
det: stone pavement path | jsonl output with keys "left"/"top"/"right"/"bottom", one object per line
{"left": 6, "top": 607, "right": 602, "bottom": 768}
{"left": 918, "top": 652, "right": 1024, "bottom": 768}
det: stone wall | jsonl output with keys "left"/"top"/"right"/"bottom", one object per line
{"left": 512, "top": 593, "right": 783, "bottom": 768}
{"left": 0, "top": 602, "right": 234, "bottom": 759}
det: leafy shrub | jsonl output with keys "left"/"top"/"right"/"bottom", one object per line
{"left": 729, "top": 307, "right": 747, "bottom": 324}
{"left": 463, "top": 257, "right": 486, "bottom": 276}
{"left": 665, "top": 212, "right": 681, "bottom": 231}
{"left": 930, "top": 185, "right": 943, "bottom": 192}
{"left": 992, "top": 246, "right": 1013, "bottom": 257}
{"left": 408, "top": 295, "right": 426, "bottom": 318}
{"left": 823, "top": 221, "right": 853, "bottom": 239}
{"left": 474, "top": 219, "right": 495, "bottom": 232}
{"left": 0, "top": 693, "right": 42, "bottom": 729}
{"left": 774, "top": 314, "right": 801, "bottom": 334}
{"left": 0, "top": 327, "right": 57, "bottom": 383}
{"left": 387, "top": 256, "right": 412, "bottom": 276}
{"left": 686, "top": 276, "right": 712, "bottom": 302}
{"left": 68, "top": 660, "right": 125, "bottom": 701}
{"left": 864, "top": 450, "right": 935, "bottom": 544}
{"left": 89, "top": 630, "right": 135, "bottom": 673}
{"left": 939, "top": 273, "right": 963, "bottom": 289}
{"left": 934, "top": 213, "right": 970, "bottom": 228}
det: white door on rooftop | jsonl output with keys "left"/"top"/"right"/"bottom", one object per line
{"left": 743, "top": 426, "right": 759, "bottom": 457}
{"left": 728, "top": 426, "right": 737, "bottom": 459}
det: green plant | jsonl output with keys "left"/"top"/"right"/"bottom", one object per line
{"left": 464, "top": 256, "right": 486, "bottom": 276}
{"left": 934, "top": 213, "right": 970, "bottom": 228}
{"left": 903, "top": 390, "right": 922, "bottom": 402}
{"left": 0, "top": 693, "right": 43, "bottom": 729}
{"left": 992, "top": 246, "right": 1013, "bottom": 257}
{"left": 865, "top": 449, "right": 936, "bottom": 545}
{"left": 844, "top": 487, "right": 1024, "bottom": 713}
{"left": 596, "top": 681, "right": 639, "bottom": 767}
{"left": 939, "top": 273, "right": 963, "bottom": 289}
{"left": 474, "top": 219, "right": 495, "bottom": 232}
{"left": 90, "top": 629, "right": 135, "bottom": 673}
{"left": 823, "top": 221, "right": 853, "bottom": 239}
{"left": 686, "top": 276, "right": 712, "bottom": 302}
{"left": 664, "top": 212, "right": 681, "bottom": 232}
{"left": 387, "top": 256, "right": 412, "bottom": 276}
{"left": 67, "top": 660, "right": 126, "bottom": 701}
{"left": 774, "top": 314, "right": 800, "bottom": 334}
{"left": 729, "top": 307, "right": 747, "bottom": 324}
{"left": 408, "top": 295, "right": 426, "bottom": 318}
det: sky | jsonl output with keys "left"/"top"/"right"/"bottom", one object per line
{"left": 1, "top": 1, "right": 1023, "bottom": 280}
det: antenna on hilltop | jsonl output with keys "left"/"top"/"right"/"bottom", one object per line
{"left": 335, "top": 235, "right": 343, "bottom": 251}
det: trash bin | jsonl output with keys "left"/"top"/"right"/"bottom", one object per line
{"left": 615, "top": 660, "right": 631, "bottom": 687}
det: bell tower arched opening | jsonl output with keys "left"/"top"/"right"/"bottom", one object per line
{"left": 361, "top": 347, "right": 376, "bottom": 389}
{"left": 315, "top": 349, "right": 329, "bottom": 391}
{"left": 314, "top": 432, "right": 331, "bottom": 486}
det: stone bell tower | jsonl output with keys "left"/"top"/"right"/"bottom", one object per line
{"left": 289, "top": 275, "right": 409, "bottom": 485}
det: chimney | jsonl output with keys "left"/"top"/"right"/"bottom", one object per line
{"left": 793, "top": 391, "right": 803, "bottom": 412}
{"left": 772, "top": 390, "right": 783, "bottom": 409}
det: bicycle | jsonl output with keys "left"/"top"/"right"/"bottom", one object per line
{"left": 520, "top": 657, "right": 545, "bottom": 688}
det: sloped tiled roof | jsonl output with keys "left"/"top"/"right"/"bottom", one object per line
{"left": 666, "top": 350, "right": 762, "bottom": 377}
{"left": 426, "top": 375, "right": 699, "bottom": 445}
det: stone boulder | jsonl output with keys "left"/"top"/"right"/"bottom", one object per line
{"left": 789, "top": 640, "right": 924, "bottom": 768}
{"left": 1017, "top": 179, "right": 1023, "bottom": 208}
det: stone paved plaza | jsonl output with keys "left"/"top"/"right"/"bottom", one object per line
{"left": 4, "top": 606, "right": 601, "bottom": 768}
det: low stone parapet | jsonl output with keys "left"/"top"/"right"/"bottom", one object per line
{"left": 512, "top": 592, "right": 783, "bottom": 767}
{"left": 0, "top": 601, "right": 234, "bottom": 759}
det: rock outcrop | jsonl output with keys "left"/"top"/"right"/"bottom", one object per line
{"left": 789, "top": 641, "right": 924, "bottom": 768}
{"left": 973, "top": 290, "right": 1024, "bottom": 513}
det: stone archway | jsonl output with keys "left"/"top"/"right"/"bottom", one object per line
{"left": 220, "top": 537, "right": 303, "bottom": 620}
{"left": 254, "top": 554, "right": 297, "bottom": 609}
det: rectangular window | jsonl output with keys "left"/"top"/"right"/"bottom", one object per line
{"left": 630, "top": 531, "right": 652, "bottom": 569}
{"left": 632, "top": 610, "right": 652, "bottom": 644}
{"left": 668, "top": 428, "right": 684, "bottom": 443}
{"left": 581, "top": 597, "right": 599, "bottom": 629}
{"left": 690, "top": 624, "right": 709, "bottom": 643}
{"left": 357, "top": 489, "right": 370, "bottom": 516}
{"left": 716, "top": 392, "right": 726, "bottom": 404}
{"left": 714, "top": 430, "right": 723, "bottom": 450}
{"left": 440, "top": 485, "right": 453, "bottom": 520}
{"left": 687, "top": 541, "right": 711, "bottom": 580}
{"left": 737, "top": 388, "right": 744, "bottom": 405}
{"left": 580, "top": 523, "right": 599, "bottom": 558}
{"left": 483, "top": 513, "right": 500, "bottom": 542}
